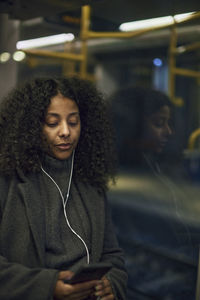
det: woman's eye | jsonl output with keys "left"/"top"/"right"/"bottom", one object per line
{"left": 68, "top": 118, "right": 79, "bottom": 126}
{"left": 152, "top": 118, "right": 165, "bottom": 127}
{"left": 155, "top": 122, "right": 164, "bottom": 127}
{"left": 46, "top": 123, "right": 57, "bottom": 127}
{"left": 69, "top": 122, "right": 78, "bottom": 127}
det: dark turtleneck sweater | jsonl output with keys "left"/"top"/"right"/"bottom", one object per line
{"left": 40, "top": 155, "right": 91, "bottom": 272}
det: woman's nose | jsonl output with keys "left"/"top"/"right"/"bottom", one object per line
{"left": 59, "top": 122, "right": 70, "bottom": 137}
{"left": 165, "top": 123, "right": 172, "bottom": 136}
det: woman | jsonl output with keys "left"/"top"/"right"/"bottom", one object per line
{"left": 0, "top": 77, "right": 127, "bottom": 300}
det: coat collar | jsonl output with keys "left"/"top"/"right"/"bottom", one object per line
{"left": 17, "top": 171, "right": 46, "bottom": 265}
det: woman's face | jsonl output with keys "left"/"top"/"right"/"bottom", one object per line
{"left": 143, "top": 105, "right": 172, "bottom": 154}
{"left": 42, "top": 94, "right": 81, "bottom": 160}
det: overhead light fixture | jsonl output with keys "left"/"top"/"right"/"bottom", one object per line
{"left": 119, "top": 12, "right": 195, "bottom": 32}
{"left": 0, "top": 52, "right": 11, "bottom": 63}
{"left": 13, "top": 51, "right": 26, "bottom": 62}
{"left": 16, "top": 33, "right": 75, "bottom": 50}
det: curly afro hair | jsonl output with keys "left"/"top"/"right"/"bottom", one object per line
{"left": 0, "top": 76, "right": 116, "bottom": 190}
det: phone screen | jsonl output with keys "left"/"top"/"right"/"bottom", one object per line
{"left": 64, "top": 263, "right": 112, "bottom": 284}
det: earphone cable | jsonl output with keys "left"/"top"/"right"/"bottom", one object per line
{"left": 40, "top": 151, "right": 90, "bottom": 264}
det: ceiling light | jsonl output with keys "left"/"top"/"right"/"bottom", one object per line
{"left": 16, "top": 33, "right": 75, "bottom": 50}
{"left": 119, "top": 12, "right": 195, "bottom": 32}
{"left": 0, "top": 52, "right": 11, "bottom": 63}
{"left": 13, "top": 51, "right": 26, "bottom": 62}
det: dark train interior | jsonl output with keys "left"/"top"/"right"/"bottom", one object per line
{"left": 1, "top": 1, "right": 200, "bottom": 299}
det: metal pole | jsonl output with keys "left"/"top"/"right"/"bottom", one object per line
{"left": 23, "top": 49, "right": 84, "bottom": 61}
{"left": 80, "top": 5, "right": 90, "bottom": 78}
{"left": 169, "top": 25, "right": 176, "bottom": 102}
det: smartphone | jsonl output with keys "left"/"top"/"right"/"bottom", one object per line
{"left": 63, "top": 262, "right": 112, "bottom": 284}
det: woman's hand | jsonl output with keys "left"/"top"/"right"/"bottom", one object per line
{"left": 94, "top": 276, "right": 114, "bottom": 300}
{"left": 53, "top": 270, "right": 100, "bottom": 300}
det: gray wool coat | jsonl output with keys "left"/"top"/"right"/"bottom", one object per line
{"left": 0, "top": 170, "right": 127, "bottom": 300}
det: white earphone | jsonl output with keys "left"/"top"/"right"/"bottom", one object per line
{"left": 41, "top": 150, "right": 90, "bottom": 264}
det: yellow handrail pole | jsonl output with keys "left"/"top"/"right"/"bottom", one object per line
{"left": 173, "top": 67, "right": 200, "bottom": 78}
{"left": 22, "top": 8, "right": 200, "bottom": 82}
{"left": 80, "top": 41, "right": 88, "bottom": 78}
{"left": 188, "top": 128, "right": 200, "bottom": 150}
{"left": 62, "top": 42, "right": 76, "bottom": 77}
{"left": 80, "top": 5, "right": 91, "bottom": 78}
{"left": 23, "top": 49, "right": 84, "bottom": 61}
{"left": 169, "top": 25, "right": 176, "bottom": 99}
{"left": 168, "top": 24, "right": 181, "bottom": 106}
{"left": 168, "top": 21, "right": 185, "bottom": 107}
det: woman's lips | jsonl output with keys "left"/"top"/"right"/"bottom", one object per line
{"left": 160, "top": 140, "right": 168, "bottom": 146}
{"left": 55, "top": 143, "right": 71, "bottom": 151}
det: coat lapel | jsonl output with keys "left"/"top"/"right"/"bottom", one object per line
{"left": 17, "top": 174, "right": 46, "bottom": 265}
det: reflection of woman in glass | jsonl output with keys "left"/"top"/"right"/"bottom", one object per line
{"left": 111, "top": 86, "right": 173, "bottom": 171}
{"left": 142, "top": 95, "right": 172, "bottom": 154}
{"left": 110, "top": 86, "right": 198, "bottom": 300}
